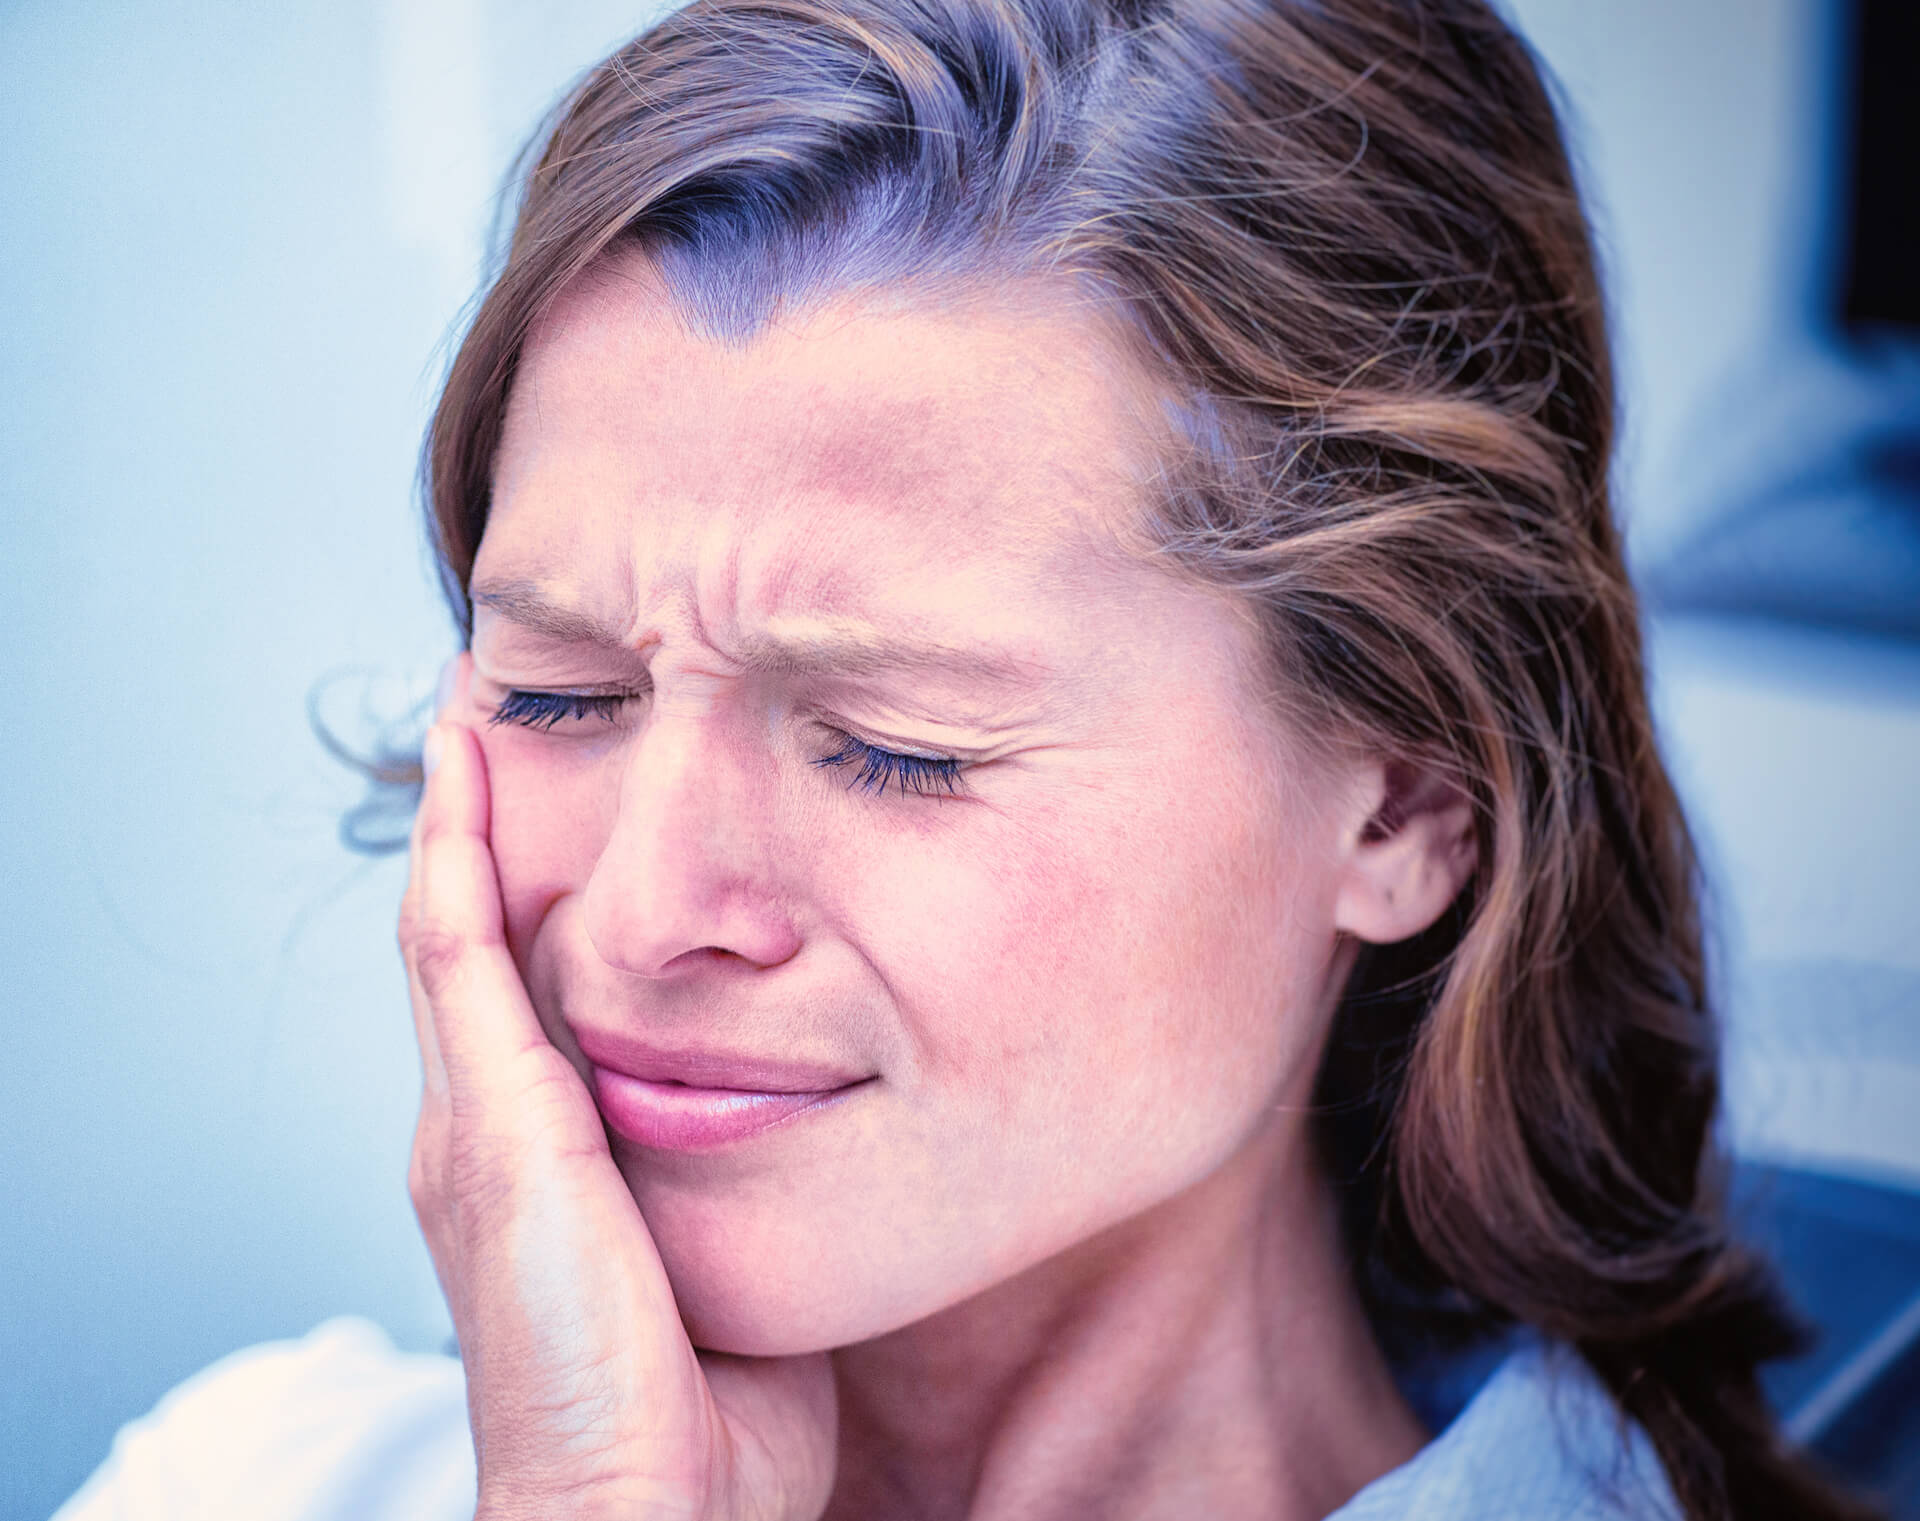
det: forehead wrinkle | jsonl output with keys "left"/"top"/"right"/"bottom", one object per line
{"left": 487, "top": 263, "right": 1182, "bottom": 698}
{"left": 469, "top": 569, "right": 1057, "bottom": 696}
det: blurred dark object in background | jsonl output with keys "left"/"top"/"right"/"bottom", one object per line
{"left": 1643, "top": 0, "right": 1920, "bottom": 639}
{"left": 1841, "top": 0, "right": 1919, "bottom": 330}
{"left": 1743, "top": 1162, "right": 1920, "bottom": 1517}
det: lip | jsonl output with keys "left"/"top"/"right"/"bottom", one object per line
{"left": 572, "top": 1028, "right": 872, "bottom": 1153}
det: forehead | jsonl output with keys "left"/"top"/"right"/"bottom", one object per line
{"left": 481, "top": 261, "right": 1170, "bottom": 631}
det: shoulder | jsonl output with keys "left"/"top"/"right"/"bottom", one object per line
{"left": 53, "top": 1317, "right": 475, "bottom": 1521}
{"left": 1330, "top": 1340, "right": 1682, "bottom": 1521}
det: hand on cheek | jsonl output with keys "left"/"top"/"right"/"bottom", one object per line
{"left": 397, "top": 668, "right": 837, "bottom": 1521}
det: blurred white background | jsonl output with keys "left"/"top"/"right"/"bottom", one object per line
{"left": 4, "top": 0, "right": 1916, "bottom": 1515}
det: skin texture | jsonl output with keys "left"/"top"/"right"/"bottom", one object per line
{"left": 401, "top": 257, "right": 1478, "bottom": 1520}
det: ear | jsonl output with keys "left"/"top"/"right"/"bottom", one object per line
{"left": 1333, "top": 758, "right": 1478, "bottom": 944}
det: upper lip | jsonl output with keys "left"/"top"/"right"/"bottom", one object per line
{"left": 569, "top": 1026, "right": 872, "bottom": 1094}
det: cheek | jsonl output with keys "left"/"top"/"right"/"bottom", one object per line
{"left": 872, "top": 814, "right": 1109, "bottom": 1088}
{"left": 477, "top": 729, "right": 612, "bottom": 962}
{"left": 466, "top": 711, "right": 1343, "bottom": 1356}
{"left": 657, "top": 772, "right": 1343, "bottom": 1354}
{"left": 862, "top": 763, "right": 1335, "bottom": 1189}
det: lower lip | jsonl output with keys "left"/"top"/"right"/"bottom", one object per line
{"left": 589, "top": 1066, "right": 863, "bottom": 1152}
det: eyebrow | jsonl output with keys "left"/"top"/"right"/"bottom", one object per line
{"left": 469, "top": 579, "right": 1057, "bottom": 689}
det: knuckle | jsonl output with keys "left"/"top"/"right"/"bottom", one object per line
{"left": 406, "top": 1150, "right": 435, "bottom": 1217}
{"left": 408, "top": 920, "right": 468, "bottom": 1000}
{"left": 407, "top": 1120, "right": 445, "bottom": 1217}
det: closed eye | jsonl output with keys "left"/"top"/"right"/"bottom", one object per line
{"left": 812, "top": 732, "right": 967, "bottom": 800}
{"left": 488, "top": 689, "right": 625, "bottom": 731}
{"left": 487, "top": 690, "right": 967, "bottom": 801}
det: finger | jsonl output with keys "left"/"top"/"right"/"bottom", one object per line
{"left": 410, "top": 719, "right": 521, "bottom": 1054}
{"left": 404, "top": 925, "right": 450, "bottom": 1103}
{"left": 401, "top": 909, "right": 449, "bottom": 1106}
{"left": 401, "top": 814, "right": 448, "bottom": 1101}
{"left": 409, "top": 721, "right": 599, "bottom": 1142}
{"left": 400, "top": 730, "right": 450, "bottom": 1103}
{"left": 401, "top": 643, "right": 475, "bottom": 1107}
{"left": 405, "top": 649, "right": 470, "bottom": 883}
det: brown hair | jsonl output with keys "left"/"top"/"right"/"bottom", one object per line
{"left": 417, "top": 2, "right": 1880, "bottom": 1516}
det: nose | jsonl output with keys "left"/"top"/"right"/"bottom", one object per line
{"left": 581, "top": 704, "right": 803, "bottom": 977}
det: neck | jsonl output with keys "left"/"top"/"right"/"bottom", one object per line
{"left": 820, "top": 1121, "right": 1427, "bottom": 1521}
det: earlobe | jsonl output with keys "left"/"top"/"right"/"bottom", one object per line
{"left": 1334, "top": 760, "right": 1478, "bottom": 945}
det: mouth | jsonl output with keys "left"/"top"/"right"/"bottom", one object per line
{"left": 572, "top": 1029, "right": 874, "bottom": 1153}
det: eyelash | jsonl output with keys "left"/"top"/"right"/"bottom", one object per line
{"left": 486, "top": 689, "right": 967, "bottom": 801}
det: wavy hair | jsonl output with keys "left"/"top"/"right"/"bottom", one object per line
{"left": 415, "top": 2, "right": 1880, "bottom": 1516}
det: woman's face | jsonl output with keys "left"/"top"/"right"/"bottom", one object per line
{"left": 461, "top": 263, "right": 1370, "bottom": 1356}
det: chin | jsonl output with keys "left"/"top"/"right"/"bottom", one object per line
{"left": 672, "top": 1275, "right": 851, "bottom": 1357}
{"left": 625, "top": 1170, "right": 889, "bottom": 1356}
{"left": 625, "top": 1166, "right": 999, "bottom": 1358}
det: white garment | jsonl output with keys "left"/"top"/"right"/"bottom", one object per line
{"left": 53, "top": 1317, "right": 1680, "bottom": 1520}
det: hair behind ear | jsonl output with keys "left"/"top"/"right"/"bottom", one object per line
{"left": 1309, "top": 580, "right": 1880, "bottom": 1519}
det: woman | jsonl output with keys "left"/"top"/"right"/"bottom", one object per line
{"left": 56, "top": 0, "right": 1882, "bottom": 1518}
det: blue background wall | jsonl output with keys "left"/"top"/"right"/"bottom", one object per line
{"left": 5, "top": 1, "right": 1917, "bottom": 1515}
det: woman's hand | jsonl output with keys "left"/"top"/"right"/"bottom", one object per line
{"left": 398, "top": 666, "right": 838, "bottom": 1521}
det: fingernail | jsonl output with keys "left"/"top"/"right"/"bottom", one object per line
{"left": 423, "top": 725, "right": 445, "bottom": 780}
